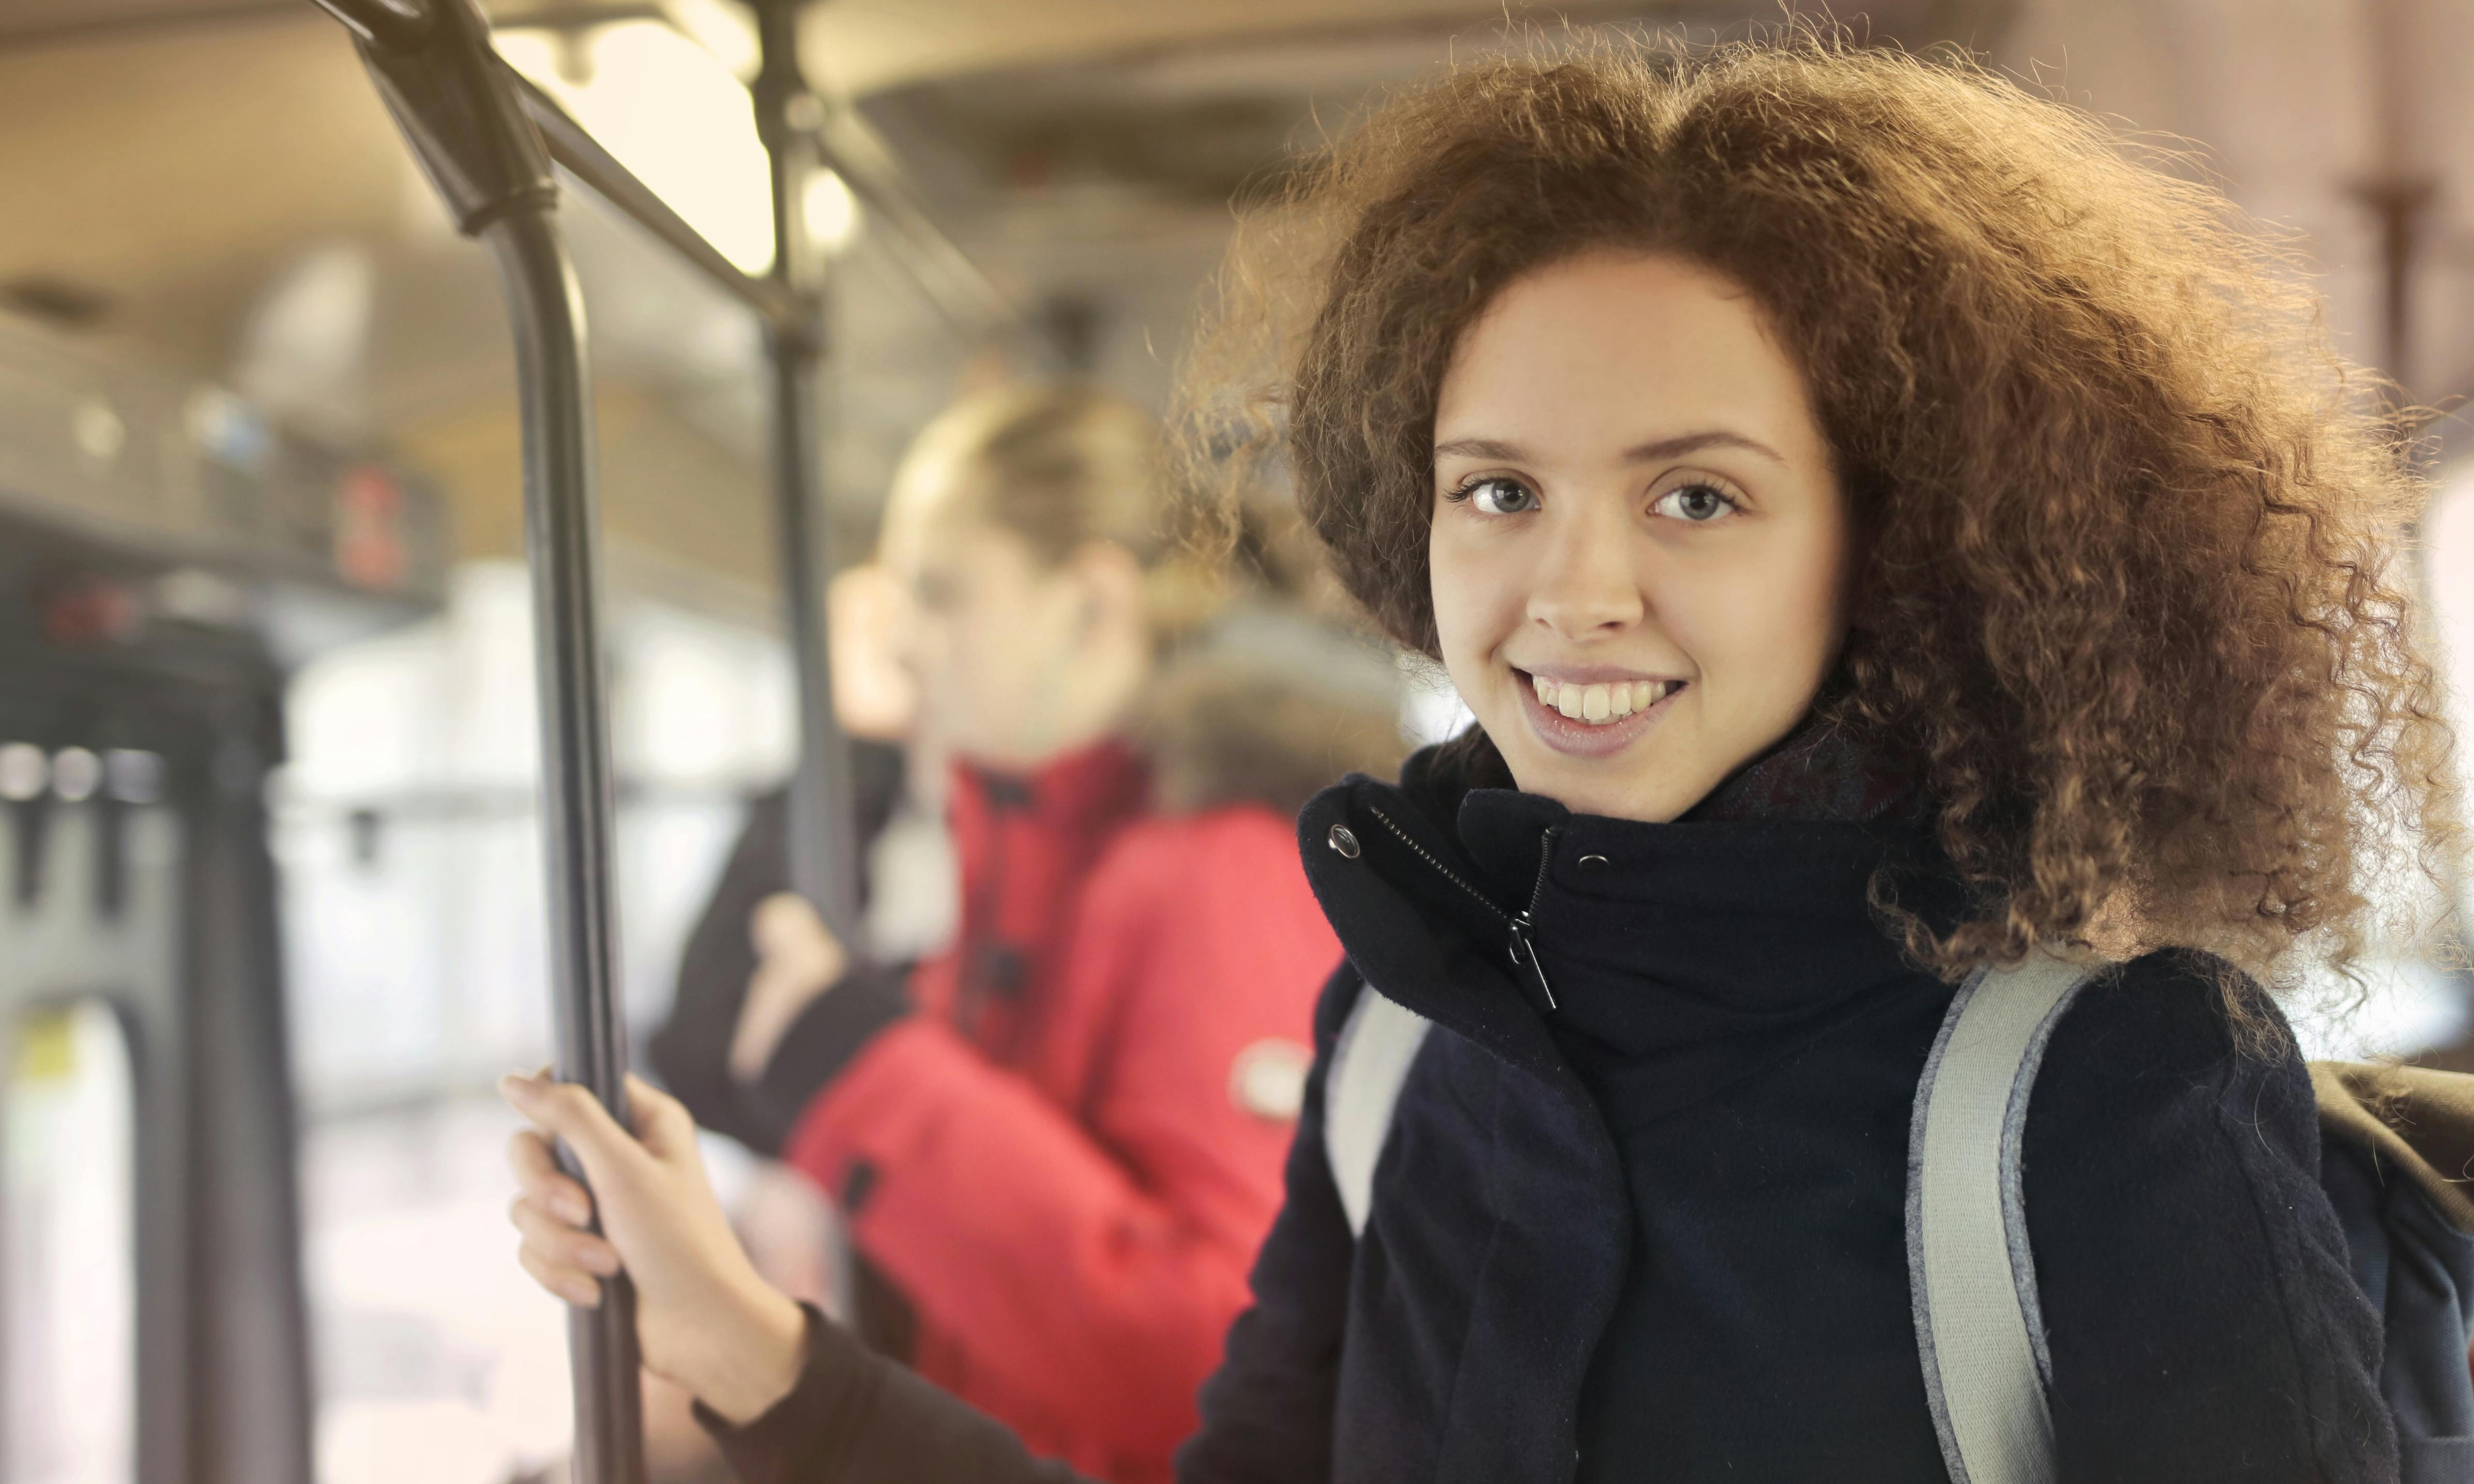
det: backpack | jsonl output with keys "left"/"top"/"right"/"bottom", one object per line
{"left": 1323, "top": 954, "right": 2474, "bottom": 1483}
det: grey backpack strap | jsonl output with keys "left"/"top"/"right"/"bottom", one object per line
{"left": 1324, "top": 983, "right": 1434, "bottom": 1237}
{"left": 1909, "top": 951, "right": 2101, "bottom": 1484}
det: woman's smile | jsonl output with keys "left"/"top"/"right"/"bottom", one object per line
{"left": 1511, "top": 665, "right": 1690, "bottom": 758}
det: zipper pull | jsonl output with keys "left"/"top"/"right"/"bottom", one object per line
{"left": 1508, "top": 915, "right": 1558, "bottom": 1012}
{"left": 1507, "top": 824, "right": 1561, "bottom": 1012}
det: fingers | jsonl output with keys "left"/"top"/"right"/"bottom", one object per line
{"left": 500, "top": 1070, "right": 645, "bottom": 1193}
{"left": 518, "top": 1237, "right": 604, "bottom": 1309}
{"left": 749, "top": 892, "right": 845, "bottom": 980}
{"left": 735, "top": 896, "right": 846, "bottom": 1086}
{"left": 506, "top": 1128, "right": 595, "bottom": 1226}
{"left": 729, "top": 958, "right": 820, "bottom": 1083}
{"left": 511, "top": 1191, "right": 622, "bottom": 1281}
{"left": 511, "top": 1182, "right": 617, "bottom": 1309}
{"left": 750, "top": 890, "right": 825, "bottom": 947}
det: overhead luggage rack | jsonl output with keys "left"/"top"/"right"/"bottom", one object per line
{"left": 0, "top": 311, "right": 449, "bottom": 614}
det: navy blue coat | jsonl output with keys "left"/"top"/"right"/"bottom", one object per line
{"left": 1177, "top": 753, "right": 2394, "bottom": 1483}
{"left": 705, "top": 745, "right": 2401, "bottom": 1483}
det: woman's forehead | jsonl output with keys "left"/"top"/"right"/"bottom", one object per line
{"left": 1435, "top": 253, "right": 1822, "bottom": 467}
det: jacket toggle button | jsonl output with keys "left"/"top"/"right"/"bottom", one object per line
{"left": 1327, "top": 823, "right": 1361, "bottom": 859}
{"left": 1577, "top": 853, "right": 1610, "bottom": 871}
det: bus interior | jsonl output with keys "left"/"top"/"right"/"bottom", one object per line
{"left": 2, "top": 1, "right": 2472, "bottom": 1481}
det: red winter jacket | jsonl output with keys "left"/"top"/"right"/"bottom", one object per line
{"left": 674, "top": 740, "right": 1342, "bottom": 1483}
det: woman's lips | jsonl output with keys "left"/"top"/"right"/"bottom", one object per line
{"left": 1513, "top": 669, "right": 1686, "bottom": 758}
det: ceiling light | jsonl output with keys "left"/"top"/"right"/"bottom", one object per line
{"left": 802, "top": 170, "right": 861, "bottom": 256}
{"left": 497, "top": 20, "right": 776, "bottom": 276}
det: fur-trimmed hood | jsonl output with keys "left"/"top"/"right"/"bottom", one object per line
{"left": 2314, "top": 1061, "right": 2474, "bottom": 1234}
{"left": 1136, "top": 601, "right": 1410, "bottom": 822}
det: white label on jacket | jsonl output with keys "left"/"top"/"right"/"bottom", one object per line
{"left": 1230, "top": 1038, "right": 1312, "bottom": 1122}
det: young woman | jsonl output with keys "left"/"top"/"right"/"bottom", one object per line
{"left": 620, "top": 382, "right": 1404, "bottom": 1483}
{"left": 503, "top": 37, "right": 2462, "bottom": 1483}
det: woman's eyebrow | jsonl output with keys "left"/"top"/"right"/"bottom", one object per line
{"left": 1431, "top": 431, "right": 1786, "bottom": 464}
{"left": 1431, "top": 436, "right": 1528, "bottom": 462}
{"left": 1625, "top": 430, "right": 1786, "bottom": 465}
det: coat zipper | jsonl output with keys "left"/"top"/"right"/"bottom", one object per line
{"left": 1362, "top": 805, "right": 1561, "bottom": 1012}
{"left": 1508, "top": 829, "right": 1560, "bottom": 1011}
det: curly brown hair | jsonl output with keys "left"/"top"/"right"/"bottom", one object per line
{"left": 1179, "top": 31, "right": 2462, "bottom": 992}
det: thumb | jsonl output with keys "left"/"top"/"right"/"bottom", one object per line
{"left": 623, "top": 1074, "right": 700, "bottom": 1164}
{"left": 751, "top": 891, "right": 839, "bottom": 962}
{"left": 500, "top": 1071, "right": 646, "bottom": 1194}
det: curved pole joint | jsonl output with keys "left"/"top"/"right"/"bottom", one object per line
{"left": 333, "top": 0, "right": 556, "bottom": 237}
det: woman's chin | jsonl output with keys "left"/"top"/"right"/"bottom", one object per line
{"left": 1478, "top": 684, "right": 1693, "bottom": 820}
{"left": 1494, "top": 741, "right": 1703, "bottom": 824}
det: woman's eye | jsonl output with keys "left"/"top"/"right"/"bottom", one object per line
{"left": 1461, "top": 477, "right": 1537, "bottom": 515}
{"left": 1652, "top": 483, "right": 1739, "bottom": 523}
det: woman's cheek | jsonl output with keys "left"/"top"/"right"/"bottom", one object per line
{"left": 1430, "top": 601, "right": 1501, "bottom": 730}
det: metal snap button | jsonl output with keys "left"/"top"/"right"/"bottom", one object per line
{"left": 1327, "top": 823, "right": 1361, "bottom": 859}
{"left": 1576, "top": 853, "right": 1610, "bottom": 871}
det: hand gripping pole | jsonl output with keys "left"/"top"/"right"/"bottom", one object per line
{"left": 311, "top": 1, "right": 646, "bottom": 1478}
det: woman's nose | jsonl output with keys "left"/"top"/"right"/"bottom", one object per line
{"left": 1526, "top": 513, "right": 1646, "bottom": 638}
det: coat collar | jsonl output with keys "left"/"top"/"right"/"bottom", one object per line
{"left": 1298, "top": 769, "right": 1575, "bottom": 1088}
{"left": 1299, "top": 738, "right": 1963, "bottom": 1084}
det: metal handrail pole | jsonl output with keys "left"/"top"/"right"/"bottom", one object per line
{"left": 309, "top": 0, "right": 431, "bottom": 50}
{"left": 486, "top": 206, "right": 646, "bottom": 1484}
{"left": 315, "top": 2, "right": 645, "bottom": 1477}
{"left": 751, "top": 0, "right": 861, "bottom": 941}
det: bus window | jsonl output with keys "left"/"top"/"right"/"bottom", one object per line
{"left": 4, "top": 999, "right": 136, "bottom": 1484}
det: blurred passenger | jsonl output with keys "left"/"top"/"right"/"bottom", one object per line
{"left": 510, "top": 35, "right": 2463, "bottom": 1484}
{"left": 651, "top": 558, "right": 949, "bottom": 1166}
{"left": 644, "top": 383, "right": 1403, "bottom": 1482}
{"left": 640, "top": 560, "right": 933, "bottom": 1484}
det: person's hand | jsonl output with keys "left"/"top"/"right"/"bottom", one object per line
{"left": 730, "top": 892, "right": 848, "bottom": 1082}
{"left": 501, "top": 1070, "right": 807, "bottom": 1425}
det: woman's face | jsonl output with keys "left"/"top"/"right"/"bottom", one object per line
{"left": 1429, "top": 251, "right": 1852, "bottom": 823}
{"left": 878, "top": 487, "right": 1119, "bottom": 771}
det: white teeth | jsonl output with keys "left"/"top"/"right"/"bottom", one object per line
{"left": 1527, "top": 674, "right": 1680, "bottom": 726}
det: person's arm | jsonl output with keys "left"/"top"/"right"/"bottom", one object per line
{"left": 766, "top": 812, "right": 1339, "bottom": 1467}
{"left": 651, "top": 743, "right": 913, "bottom": 1151}
{"left": 699, "top": 1305, "right": 1094, "bottom": 1484}
{"left": 500, "top": 1072, "right": 1096, "bottom": 1484}
{"left": 649, "top": 788, "right": 790, "bottom": 1149}
{"left": 2024, "top": 951, "right": 2396, "bottom": 1483}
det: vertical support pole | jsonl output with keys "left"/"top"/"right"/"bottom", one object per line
{"left": 2354, "top": 0, "right": 2437, "bottom": 408}
{"left": 322, "top": 1, "right": 649, "bottom": 1470}
{"left": 486, "top": 209, "right": 646, "bottom": 1484}
{"left": 751, "top": 0, "right": 861, "bottom": 942}
{"left": 187, "top": 717, "right": 317, "bottom": 1484}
